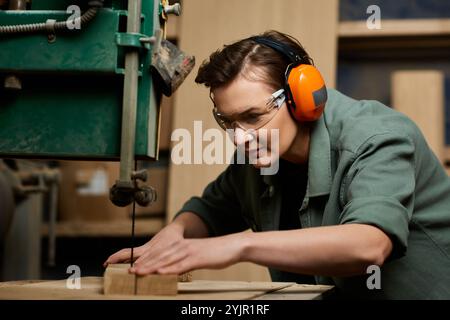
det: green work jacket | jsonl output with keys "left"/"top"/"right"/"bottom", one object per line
{"left": 176, "top": 89, "right": 450, "bottom": 299}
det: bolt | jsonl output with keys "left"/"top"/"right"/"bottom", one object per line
{"left": 164, "top": 3, "right": 181, "bottom": 16}
{"left": 4, "top": 75, "right": 22, "bottom": 90}
{"left": 131, "top": 169, "right": 148, "bottom": 182}
{"left": 47, "top": 34, "right": 56, "bottom": 43}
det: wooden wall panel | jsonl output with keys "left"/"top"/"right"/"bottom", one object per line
{"left": 392, "top": 71, "right": 445, "bottom": 163}
{"left": 166, "top": 0, "right": 339, "bottom": 281}
{"left": 158, "top": 96, "right": 174, "bottom": 151}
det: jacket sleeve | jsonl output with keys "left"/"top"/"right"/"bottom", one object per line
{"left": 339, "top": 132, "right": 416, "bottom": 260}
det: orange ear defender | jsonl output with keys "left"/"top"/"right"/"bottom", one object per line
{"left": 251, "top": 36, "right": 327, "bottom": 122}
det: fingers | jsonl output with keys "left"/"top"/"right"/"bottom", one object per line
{"left": 103, "top": 248, "right": 131, "bottom": 267}
{"left": 157, "top": 258, "right": 193, "bottom": 275}
{"left": 103, "top": 246, "right": 145, "bottom": 267}
{"left": 132, "top": 250, "right": 189, "bottom": 275}
{"left": 134, "top": 237, "right": 181, "bottom": 266}
{"left": 130, "top": 240, "right": 193, "bottom": 275}
{"left": 132, "top": 243, "right": 179, "bottom": 272}
{"left": 103, "top": 225, "right": 186, "bottom": 271}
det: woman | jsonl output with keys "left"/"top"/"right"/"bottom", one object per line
{"left": 105, "top": 30, "right": 450, "bottom": 299}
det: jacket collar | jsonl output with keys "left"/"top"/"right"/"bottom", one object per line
{"left": 262, "top": 114, "right": 332, "bottom": 197}
{"left": 307, "top": 114, "right": 332, "bottom": 197}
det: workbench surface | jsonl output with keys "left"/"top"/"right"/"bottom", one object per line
{"left": 0, "top": 278, "right": 333, "bottom": 300}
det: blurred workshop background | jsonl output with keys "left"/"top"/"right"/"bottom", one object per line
{"left": 0, "top": 0, "right": 449, "bottom": 283}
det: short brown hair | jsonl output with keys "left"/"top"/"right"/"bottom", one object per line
{"left": 195, "top": 30, "right": 313, "bottom": 91}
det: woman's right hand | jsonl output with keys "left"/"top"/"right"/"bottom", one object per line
{"left": 103, "top": 221, "right": 185, "bottom": 267}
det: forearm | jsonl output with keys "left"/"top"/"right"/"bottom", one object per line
{"left": 239, "top": 224, "right": 392, "bottom": 277}
{"left": 173, "top": 211, "right": 210, "bottom": 238}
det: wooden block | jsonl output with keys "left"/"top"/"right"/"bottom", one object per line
{"left": 104, "top": 264, "right": 135, "bottom": 295}
{"left": 136, "top": 274, "right": 177, "bottom": 295}
{"left": 103, "top": 264, "right": 178, "bottom": 296}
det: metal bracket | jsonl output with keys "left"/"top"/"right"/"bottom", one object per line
{"left": 115, "top": 32, "right": 153, "bottom": 50}
{"left": 115, "top": 32, "right": 156, "bottom": 75}
{"left": 109, "top": 169, "right": 157, "bottom": 207}
{"left": 45, "top": 19, "right": 56, "bottom": 43}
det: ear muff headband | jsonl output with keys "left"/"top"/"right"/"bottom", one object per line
{"left": 250, "top": 36, "right": 327, "bottom": 121}
{"left": 250, "top": 36, "right": 303, "bottom": 64}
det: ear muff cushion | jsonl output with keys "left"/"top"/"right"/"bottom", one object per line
{"left": 286, "top": 64, "right": 327, "bottom": 122}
